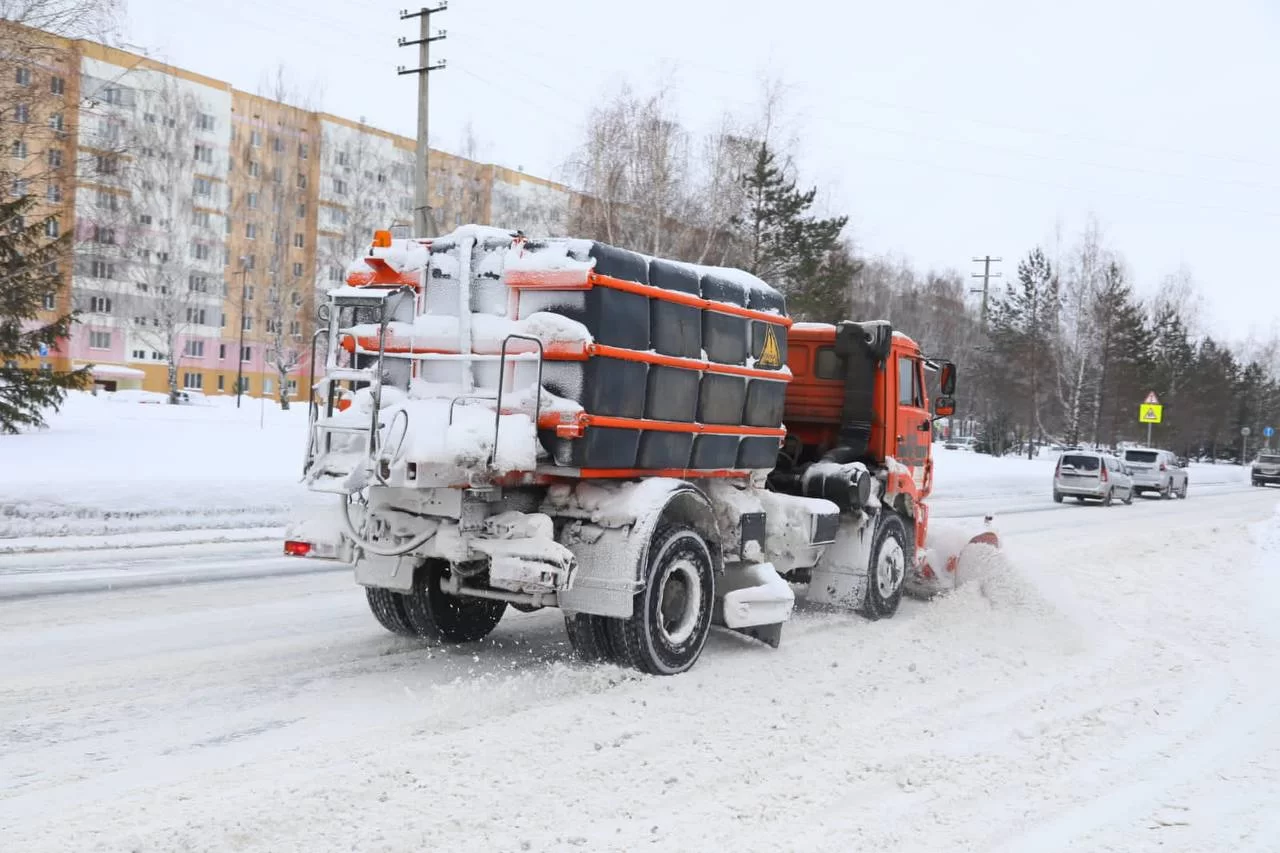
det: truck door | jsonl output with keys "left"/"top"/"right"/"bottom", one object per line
{"left": 895, "top": 354, "right": 931, "bottom": 475}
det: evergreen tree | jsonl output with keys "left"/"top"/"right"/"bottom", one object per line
{"left": 0, "top": 196, "right": 89, "bottom": 432}
{"left": 987, "top": 247, "right": 1060, "bottom": 457}
{"left": 735, "top": 143, "right": 851, "bottom": 320}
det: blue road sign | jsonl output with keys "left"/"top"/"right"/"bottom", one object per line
{"left": 1265, "top": 426, "right": 1275, "bottom": 438}
{"left": 37, "top": 343, "right": 48, "bottom": 357}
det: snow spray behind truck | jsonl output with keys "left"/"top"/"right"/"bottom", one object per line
{"left": 286, "top": 226, "right": 997, "bottom": 674}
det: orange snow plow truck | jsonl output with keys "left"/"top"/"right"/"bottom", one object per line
{"left": 288, "top": 227, "right": 998, "bottom": 674}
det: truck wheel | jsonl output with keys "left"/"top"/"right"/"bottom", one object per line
{"left": 564, "top": 612, "right": 618, "bottom": 663}
{"left": 365, "top": 587, "right": 417, "bottom": 637}
{"left": 608, "top": 524, "right": 714, "bottom": 676}
{"left": 863, "top": 514, "right": 907, "bottom": 620}
{"left": 401, "top": 559, "right": 506, "bottom": 643}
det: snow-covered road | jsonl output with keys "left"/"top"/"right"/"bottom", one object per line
{"left": 3, "top": 486, "right": 1280, "bottom": 852}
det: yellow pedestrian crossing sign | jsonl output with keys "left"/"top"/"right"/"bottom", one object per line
{"left": 1139, "top": 403, "right": 1163, "bottom": 424}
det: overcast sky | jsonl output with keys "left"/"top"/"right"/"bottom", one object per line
{"left": 125, "top": 0, "right": 1279, "bottom": 342}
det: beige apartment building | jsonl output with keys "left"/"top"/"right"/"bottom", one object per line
{"left": 1, "top": 23, "right": 579, "bottom": 399}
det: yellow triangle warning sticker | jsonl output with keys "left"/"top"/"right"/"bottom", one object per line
{"left": 758, "top": 325, "right": 782, "bottom": 369}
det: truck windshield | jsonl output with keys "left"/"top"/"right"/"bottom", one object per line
{"left": 1060, "top": 454, "right": 1100, "bottom": 471}
{"left": 1124, "top": 451, "right": 1158, "bottom": 464}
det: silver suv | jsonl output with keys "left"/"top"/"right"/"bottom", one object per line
{"left": 1053, "top": 451, "right": 1134, "bottom": 506}
{"left": 1252, "top": 452, "right": 1280, "bottom": 487}
{"left": 1122, "top": 448, "right": 1188, "bottom": 499}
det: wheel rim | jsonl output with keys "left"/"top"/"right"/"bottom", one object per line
{"left": 876, "top": 538, "right": 905, "bottom": 599}
{"left": 656, "top": 558, "right": 702, "bottom": 646}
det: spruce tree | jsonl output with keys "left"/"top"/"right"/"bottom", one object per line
{"left": 735, "top": 142, "right": 851, "bottom": 320}
{"left": 0, "top": 195, "right": 89, "bottom": 433}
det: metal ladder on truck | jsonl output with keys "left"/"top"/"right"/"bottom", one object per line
{"left": 303, "top": 285, "right": 414, "bottom": 493}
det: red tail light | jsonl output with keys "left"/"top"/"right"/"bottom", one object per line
{"left": 1159, "top": 462, "right": 1167, "bottom": 471}
{"left": 284, "top": 540, "right": 312, "bottom": 557}
{"left": 1100, "top": 464, "right": 1109, "bottom": 482}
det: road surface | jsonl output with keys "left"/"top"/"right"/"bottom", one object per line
{"left": 2, "top": 484, "right": 1279, "bottom": 851}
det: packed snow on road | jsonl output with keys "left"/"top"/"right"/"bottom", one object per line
{"left": 1, "top": 395, "right": 1277, "bottom": 851}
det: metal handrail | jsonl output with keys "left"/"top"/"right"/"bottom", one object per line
{"left": 490, "top": 334, "right": 545, "bottom": 468}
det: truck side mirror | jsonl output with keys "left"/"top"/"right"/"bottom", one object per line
{"left": 939, "top": 362, "right": 956, "bottom": 396}
{"left": 934, "top": 395, "right": 955, "bottom": 418}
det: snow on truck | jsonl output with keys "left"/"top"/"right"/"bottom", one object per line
{"left": 286, "top": 225, "right": 997, "bottom": 674}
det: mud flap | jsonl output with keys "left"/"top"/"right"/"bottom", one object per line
{"left": 732, "top": 622, "right": 783, "bottom": 649}
{"left": 714, "top": 562, "right": 794, "bottom": 648}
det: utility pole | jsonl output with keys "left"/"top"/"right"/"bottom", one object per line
{"left": 971, "top": 256, "right": 1002, "bottom": 329}
{"left": 235, "top": 258, "right": 249, "bottom": 409}
{"left": 398, "top": 4, "right": 447, "bottom": 239}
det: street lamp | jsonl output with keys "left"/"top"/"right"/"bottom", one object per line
{"left": 234, "top": 256, "right": 249, "bottom": 408}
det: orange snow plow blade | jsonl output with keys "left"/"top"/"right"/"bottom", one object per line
{"left": 907, "top": 516, "right": 1003, "bottom": 598}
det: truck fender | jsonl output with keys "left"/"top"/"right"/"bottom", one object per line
{"left": 555, "top": 479, "right": 721, "bottom": 619}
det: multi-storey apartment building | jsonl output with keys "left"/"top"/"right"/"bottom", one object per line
{"left": 3, "top": 23, "right": 580, "bottom": 400}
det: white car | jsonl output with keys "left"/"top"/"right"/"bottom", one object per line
{"left": 1053, "top": 451, "right": 1134, "bottom": 506}
{"left": 943, "top": 436, "right": 977, "bottom": 451}
{"left": 1252, "top": 452, "right": 1280, "bottom": 487}
{"left": 1122, "top": 448, "right": 1188, "bottom": 499}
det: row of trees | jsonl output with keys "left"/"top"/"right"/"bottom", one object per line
{"left": 563, "top": 85, "right": 1280, "bottom": 462}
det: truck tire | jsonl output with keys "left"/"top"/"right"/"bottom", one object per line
{"left": 401, "top": 559, "right": 506, "bottom": 643}
{"left": 365, "top": 587, "right": 417, "bottom": 637}
{"left": 564, "top": 612, "right": 618, "bottom": 663}
{"left": 608, "top": 524, "right": 714, "bottom": 676}
{"left": 863, "top": 514, "right": 907, "bottom": 620}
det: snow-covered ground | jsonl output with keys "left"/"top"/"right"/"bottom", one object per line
{"left": 0, "top": 392, "right": 314, "bottom": 547}
{"left": 2, "top": 481, "right": 1279, "bottom": 850}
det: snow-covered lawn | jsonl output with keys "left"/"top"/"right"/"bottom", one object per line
{"left": 0, "top": 391, "right": 310, "bottom": 542}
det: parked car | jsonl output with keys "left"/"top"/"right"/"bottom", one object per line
{"left": 1252, "top": 452, "right": 1280, "bottom": 487}
{"left": 943, "top": 436, "right": 977, "bottom": 451}
{"left": 1122, "top": 448, "right": 1188, "bottom": 499}
{"left": 1053, "top": 451, "right": 1134, "bottom": 505}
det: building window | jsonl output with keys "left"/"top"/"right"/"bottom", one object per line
{"left": 131, "top": 348, "right": 146, "bottom": 359}
{"left": 292, "top": 262, "right": 304, "bottom": 277}
{"left": 250, "top": 130, "right": 262, "bottom": 147}
{"left": 50, "top": 76, "right": 65, "bottom": 95}
{"left": 11, "top": 139, "right": 26, "bottom": 159}
{"left": 264, "top": 377, "right": 274, "bottom": 395}
{"left": 49, "top": 113, "right": 64, "bottom": 132}
{"left": 328, "top": 265, "right": 343, "bottom": 282}
{"left": 248, "top": 160, "right": 261, "bottom": 178}
{"left": 192, "top": 210, "right": 210, "bottom": 228}
{"left": 244, "top": 257, "right": 256, "bottom": 273}
{"left": 271, "top": 166, "right": 282, "bottom": 183}
{"left": 266, "top": 318, "right": 281, "bottom": 333}
{"left": 296, "top": 173, "right": 307, "bottom": 189}
{"left": 245, "top": 222, "right": 258, "bottom": 240}
{"left": 42, "top": 293, "right": 56, "bottom": 310}
{"left": 138, "top": 213, "right": 153, "bottom": 225}
{"left": 217, "top": 374, "right": 225, "bottom": 391}
{"left": 220, "top": 313, "right": 227, "bottom": 328}
{"left": 15, "top": 67, "right": 32, "bottom": 86}
{"left": 197, "top": 113, "right": 216, "bottom": 131}
{"left": 90, "top": 260, "right": 114, "bottom": 279}
{"left": 219, "top": 343, "right": 227, "bottom": 359}
{"left": 296, "top": 202, "right": 306, "bottom": 219}
{"left": 240, "top": 345, "right": 252, "bottom": 362}
{"left": 289, "top": 320, "right": 301, "bottom": 337}
{"left": 247, "top": 191, "right": 259, "bottom": 210}
{"left": 89, "top": 330, "right": 111, "bottom": 349}
{"left": 89, "top": 296, "right": 111, "bottom": 313}
{"left": 298, "top": 142, "right": 309, "bottom": 159}
{"left": 184, "top": 340, "right": 205, "bottom": 357}
{"left": 272, "top": 136, "right": 284, "bottom": 153}
{"left": 14, "top": 103, "right": 29, "bottom": 123}
{"left": 95, "top": 189, "right": 119, "bottom": 210}
{"left": 95, "top": 154, "right": 118, "bottom": 175}
{"left": 242, "top": 315, "right": 252, "bottom": 331}
{"left": 46, "top": 183, "right": 62, "bottom": 203}
{"left": 102, "top": 86, "right": 125, "bottom": 105}
{"left": 191, "top": 242, "right": 210, "bottom": 260}
{"left": 47, "top": 148, "right": 62, "bottom": 168}
{"left": 193, "top": 177, "right": 212, "bottom": 197}
{"left": 293, "top": 233, "right": 304, "bottom": 249}
{"left": 189, "top": 274, "right": 208, "bottom": 292}
{"left": 92, "top": 226, "right": 116, "bottom": 245}
{"left": 333, "top": 178, "right": 347, "bottom": 196}
{"left": 194, "top": 143, "right": 213, "bottom": 163}
{"left": 151, "top": 351, "right": 163, "bottom": 360}
{"left": 183, "top": 372, "right": 204, "bottom": 389}
{"left": 44, "top": 218, "right": 58, "bottom": 237}
{"left": 185, "top": 307, "right": 207, "bottom": 324}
